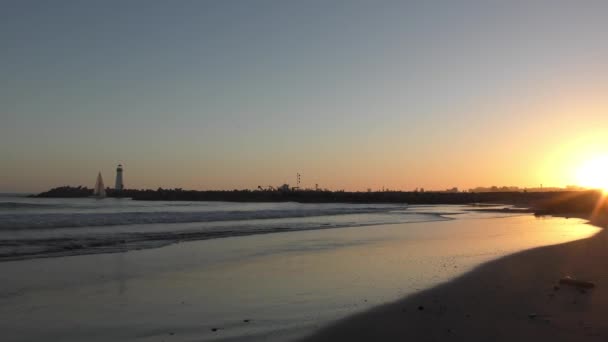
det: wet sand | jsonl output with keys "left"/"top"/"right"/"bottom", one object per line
{"left": 302, "top": 215, "right": 608, "bottom": 341}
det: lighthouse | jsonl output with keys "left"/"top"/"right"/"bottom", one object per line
{"left": 115, "top": 164, "right": 124, "bottom": 191}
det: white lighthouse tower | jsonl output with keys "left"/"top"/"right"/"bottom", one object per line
{"left": 115, "top": 164, "right": 124, "bottom": 191}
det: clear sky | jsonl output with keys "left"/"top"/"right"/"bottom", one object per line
{"left": 2, "top": 0, "right": 608, "bottom": 192}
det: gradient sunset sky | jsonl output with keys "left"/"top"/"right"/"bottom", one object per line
{"left": 2, "top": 1, "right": 608, "bottom": 192}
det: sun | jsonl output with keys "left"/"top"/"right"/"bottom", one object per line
{"left": 576, "top": 155, "right": 608, "bottom": 191}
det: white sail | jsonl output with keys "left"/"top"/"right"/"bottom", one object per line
{"left": 94, "top": 172, "right": 106, "bottom": 198}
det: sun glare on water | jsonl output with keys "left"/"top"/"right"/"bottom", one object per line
{"left": 576, "top": 155, "right": 608, "bottom": 191}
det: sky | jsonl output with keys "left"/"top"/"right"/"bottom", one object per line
{"left": 2, "top": 0, "right": 608, "bottom": 193}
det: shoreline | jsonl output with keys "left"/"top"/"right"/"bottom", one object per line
{"left": 0, "top": 213, "right": 597, "bottom": 342}
{"left": 301, "top": 211, "right": 608, "bottom": 341}
{"left": 0, "top": 217, "right": 447, "bottom": 262}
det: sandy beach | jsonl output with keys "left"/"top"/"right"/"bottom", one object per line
{"left": 302, "top": 215, "right": 608, "bottom": 341}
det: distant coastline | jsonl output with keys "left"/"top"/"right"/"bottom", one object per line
{"left": 34, "top": 186, "right": 605, "bottom": 212}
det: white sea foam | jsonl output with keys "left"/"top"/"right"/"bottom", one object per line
{"left": 0, "top": 196, "right": 505, "bottom": 261}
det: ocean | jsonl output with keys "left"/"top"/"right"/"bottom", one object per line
{"left": 1, "top": 195, "right": 463, "bottom": 261}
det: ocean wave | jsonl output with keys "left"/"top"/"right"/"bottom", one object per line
{"left": 0, "top": 202, "right": 59, "bottom": 209}
{"left": 0, "top": 198, "right": 481, "bottom": 262}
{"left": 0, "top": 206, "right": 406, "bottom": 230}
{"left": 0, "top": 212, "right": 448, "bottom": 262}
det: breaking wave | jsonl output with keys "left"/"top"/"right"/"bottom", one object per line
{"left": 0, "top": 202, "right": 59, "bottom": 209}
{"left": 0, "top": 197, "right": 511, "bottom": 262}
{"left": 0, "top": 206, "right": 406, "bottom": 230}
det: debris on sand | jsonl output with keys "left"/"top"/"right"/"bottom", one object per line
{"left": 559, "top": 276, "right": 595, "bottom": 289}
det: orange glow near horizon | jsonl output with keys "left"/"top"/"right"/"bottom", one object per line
{"left": 576, "top": 155, "right": 608, "bottom": 192}
{"left": 537, "top": 130, "right": 608, "bottom": 191}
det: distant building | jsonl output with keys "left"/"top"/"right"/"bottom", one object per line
{"left": 115, "top": 164, "right": 124, "bottom": 191}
